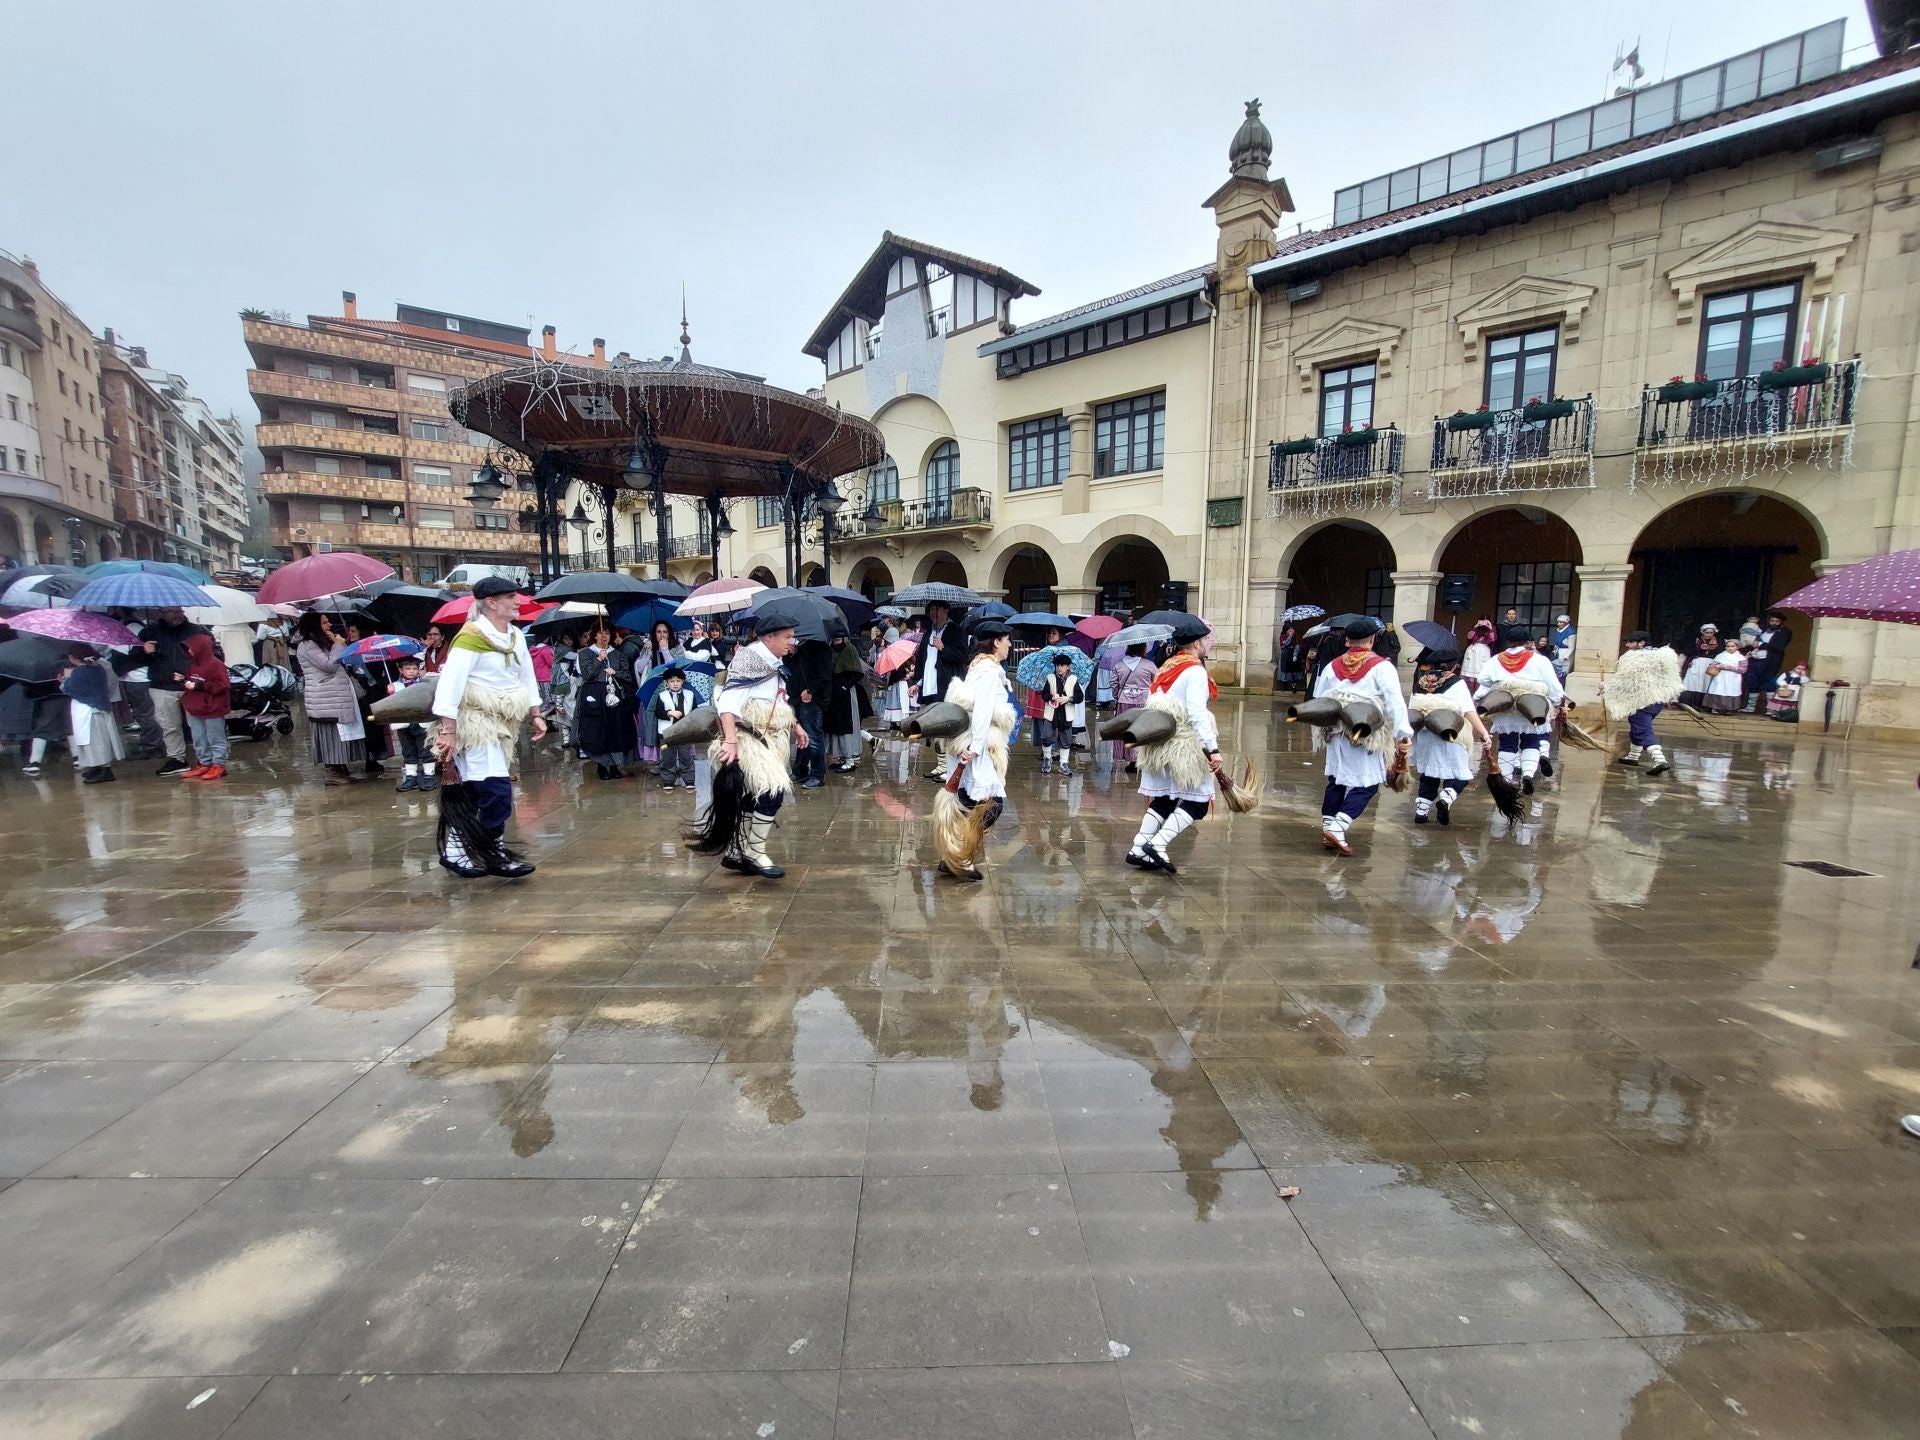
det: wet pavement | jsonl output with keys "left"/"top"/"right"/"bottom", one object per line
{"left": 0, "top": 698, "right": 1917, "bottom": 1438}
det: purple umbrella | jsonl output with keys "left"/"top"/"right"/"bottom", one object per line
{"left": 342, "top": 634, "right": 425, "bottom": 665}
{"left": 7, "top": 608, "right": 138, "bottom": 646}
{"left": 1775, "top": 549, "right": 1920, "bottom": 624}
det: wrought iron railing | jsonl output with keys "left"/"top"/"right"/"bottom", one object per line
{"left": 901, "top": 487, "right": 991, "bottom": 531}
{"left": 1428, "top": 396, "right": 1595, "bottom": 497}
{"left": 1635, "top": 359, "right": 1860, "bottom": 451}
{"left": 1267, "top": 427, "right": 1403, "bottom": 517}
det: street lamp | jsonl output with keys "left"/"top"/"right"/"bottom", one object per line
{"left": 813, "top": 486, "right": 845, "bottom": 586}
{"left": 466, "top": 461, "right": 508, "bottom": 511}
{"left": 62, "top": 515, "right": 84, "bottom": 566}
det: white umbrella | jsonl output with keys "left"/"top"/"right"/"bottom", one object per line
{"left": 676, "top": 576, "right": 767, "bottom": 617}
{"left": 185, "top": 584, "right": 274, "bottom": 629}
{"left": 1, "top": 574, "right": 80, "bottom": 609}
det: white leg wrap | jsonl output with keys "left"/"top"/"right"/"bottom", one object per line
{"left": 745, "top": 815, "right": 777, "bottom": 866}
{"left": 1414, "top": 797, "right": 1432, "bottom": 817}
{"left": 1130, "top": 809, "right": 1166, "bottom": 854}
{"left": 1148, "top": 807, "right": 1197, "bottom": 858}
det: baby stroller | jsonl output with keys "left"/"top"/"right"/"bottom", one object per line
{"left": 225, "top": 662, "right": 298, "bottom": 743}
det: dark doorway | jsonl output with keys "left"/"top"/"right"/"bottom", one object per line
{"left": 1634, "top": 547, "right": 1786, "bottom": 652}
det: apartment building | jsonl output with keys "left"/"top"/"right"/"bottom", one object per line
{"left": 176, "top": 394, "right": 248, "bottom": 571}
{"left": 245, "top": 295, "right": 614, "bottom": 584}
{"left": 0, "top": 251, "right": 116, "bottom": 567}
{"left": 97, "top": 338, "right": 180, "bottom": 564}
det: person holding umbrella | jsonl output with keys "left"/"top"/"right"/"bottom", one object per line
{"left": 575, "top": 622, "right": 638, "bottom": 780}
{"left": 687, "top": 611, "right": 806, "bottom": 879}
{"left": 431, "top": 577, "right": 545, "bottom": 878}
{"left": 60, "top": 646, "right": 123, "bottom": 784}
{"left": 293, "top": 611, "right": 366, "bottom": 785}
{"left": 138, "top": 606, "right": 209, "bottom": 777}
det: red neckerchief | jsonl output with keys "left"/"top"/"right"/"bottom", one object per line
{"left": 1496, "top": 648, "right": 1534, "bottom": 674}
{"left": 1151, "top": 652, "right": 1218, "bottom": 699}
{"left": 1331, "top": 647, "right": 1390, "bottom": 682}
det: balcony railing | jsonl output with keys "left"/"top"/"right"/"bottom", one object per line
{"left": 1428, "top": 396, "right": 1595, "bottom": 498}
{"left": 1633, "top": 359, "right": 1860, "bottom": 486}
{"left": 1267, "top": 427, "right": 1403, "bottom": 517}
{"left": 900, "top": 487, "right": 991, "bottom": 532}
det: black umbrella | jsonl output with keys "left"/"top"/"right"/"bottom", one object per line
{"left": 751, "top": 591, "right": 841, "bottom": 644}
{"left": 804, "top": 584, "right": 876, "bottom": 622}
{"left": 364, "top": 583, "right": 453, "bottom": 636}
{"left": 533, "top": 571, "right": 654, "bottom": 604}
{"left": 1403, "top": 620, "right": 1458, "bottom": 653}
{"left": 0, "top": 635, "right": 72, "bottom": 682}
{"left": 1135, "top": 609, "right": 1202, "bottom": 630}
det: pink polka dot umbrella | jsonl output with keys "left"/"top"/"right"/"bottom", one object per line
{"left": 1775, "top": 549, "right": 1920, "bottom": 625}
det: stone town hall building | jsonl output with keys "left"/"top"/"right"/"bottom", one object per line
{"left": 794, "top": 17, "right": 1920, "bottom": 733}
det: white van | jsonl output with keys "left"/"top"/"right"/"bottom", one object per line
{"left": 443, "top": 562, "right": 532, "bottom": 593}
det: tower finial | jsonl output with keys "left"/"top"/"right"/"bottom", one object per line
{"left": 1228, "top": 98, "right": 1272, "bottom": 180}
{"left": 679, "top": 285, "right": 691, "bottom": 362}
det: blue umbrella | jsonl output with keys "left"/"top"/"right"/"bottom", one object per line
{"left": 613, "top": 600, "right": 695, "bottom": 633}
{"left": 636, "top": 658, "right": 717, "bottom": 710}
{"left": 1009, "top": 612, "right": 1074, "bottom": 631}
{"left": 1016, "top": 644, "right": 1095, "bottom": 688}
{"left": 85, "top": 559, "right": 213, "bottom": 586}
{"left": 71, "top": 572, "right": 210, "bottom": 610}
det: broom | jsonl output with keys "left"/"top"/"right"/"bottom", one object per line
{"left": 1484, "top": 767, "right": 1523, "bottom": 819}
{"left": 1214, "top": 756, "right": 1261, "bottom": 813}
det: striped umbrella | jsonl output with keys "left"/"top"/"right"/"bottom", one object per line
{"left": 85, "top": 559, "right": 213, "bottom": 586}
{"left": 675, "top": 576, "right": 766, "bottom": 616}
{"left": 71, "top": 572, "right": 211, "bottom": 610}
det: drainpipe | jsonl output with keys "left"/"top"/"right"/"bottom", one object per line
{"left": 1195, "top": 281, "right": 1218, "bottom": 643}
{"left": 1235, "top": 286, "right": 1262, "bottom": 688}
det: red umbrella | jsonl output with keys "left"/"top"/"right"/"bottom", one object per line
{"left": 1775, "top": 549, "right": 1920, "bottom": 624}
{"left": 431, "top": 594, "right": 553, "bottom": 627}
{"left": 1075, "top": 614, "right": 1124, "bottom": 641}
{"left": 875, "top": 638, "right": 918, "bottom": 676}
{"left": 257, "top": 552, "right": 395, "bottom": 606}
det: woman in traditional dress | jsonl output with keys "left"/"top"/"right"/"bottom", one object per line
{"left": 574, "top": 623, "right": 637, "bottom": 779}
{"left": 1679, "top": 623, "right": 1721, "bottom": 706}
{"left": 294, "top": 611, "right": 365, "bottom": 786}
{"left": 932, "top": 619, "right": 1016, "bottom": 881}
{"left": 1701, "top": 637, "right": 1748, "bottom": 713}
{"left": 61, "top": 646, "right": 124, "bottom": 784}
{"left": 1126, "top": 616, "right": 1222, "bottom": 873}
{"left": 1461, "top": 617, "right": 1496, "bottom": 691}
{"left": 824, "top": 632, "right": 868, "bottom": 773}
{"left": 882, "top": 651, "right": 915, "bottom": 730}
{"left": 1111, "top": 643, "right": 1155, "bottom": 774}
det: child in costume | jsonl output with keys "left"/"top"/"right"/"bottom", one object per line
{"left": 1039, "top": 651, "right": 1084, "bottom": 775}
{"left": 653, "top": 667, "right": 699, "bottom": 790}
{"left": 388, "top": 654, "right": 437, "bottom": 792}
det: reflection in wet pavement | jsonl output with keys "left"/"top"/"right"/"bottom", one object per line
{"left": 0, "top": 702, "right": 1917, "bottom": 1436}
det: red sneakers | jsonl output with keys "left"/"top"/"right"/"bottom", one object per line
{"left": 178, "top": 766, "right": 211, "bottom": 780}
{"left": 186, "top": 765, "right": 226, "bottom": 781}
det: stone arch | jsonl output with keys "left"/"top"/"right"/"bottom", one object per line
{"left": 746, "top": 562, "right": 779, "bottom": 587}
{"left": 1091, "top": 536, "right": 1171, "bottom": 617}
{"left": 1000, "top": 546, "right": 1058, "bottom": 612}
{"left": 1079, "top": 513, "right": 1186, "bottom": 590}
{"left": 31, "top": 518, "right": 53, "bottom": 565}
{"left": 845, "top": 554, "right": 895, "bottom": 599}
{"left": 985, "top": 525, "right": 1067, "bottom": 594}
{"left": 1625, "top": 490, "right": 1822, "bottom": 665}
{"left": 911, "top": 548, "right": 969, "bottom": 586}
{"left": 1286, "top": 520, "right": 1399, "bottom": 621}
{"left": 1435, "top": 506, "right": 1585, "bottom": 631}
{"left": 96, "top": 532, "right": 117, "bottom": 563}
{"left": 0, "top": 511, "right": 22, "bottom": 566}
{"left": 798, "top": 561, "right": 826, "bottom": 587}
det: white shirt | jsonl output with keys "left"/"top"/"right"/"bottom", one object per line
{"left": 1474, "top": 648, "right": 1564, "bottom": 733}
{"left": 1163, "top": 661, "right": 1220, "bottom": 752}
{"left": 431, "top": 617, "right": 540, "bottom": 780}
{"left": 956, "top": 658, "right": 1011, "bottom": 799}
{"left": 1314, "top": 651, "right": 1411, "bottom": 787}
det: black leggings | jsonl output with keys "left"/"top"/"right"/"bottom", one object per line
{"left": 1148, "top": 796, "right": 1210, "bottom": 821}
{"left": 958, "top": 792, "right": 1005, "bottom": 830}
{"left": 1416, "top": 774, "right": 1473, "bottom": 802}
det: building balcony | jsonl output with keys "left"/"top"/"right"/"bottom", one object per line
{"left": 898, "top": 487, "right": 992, "bottom": 535}
{"left": 0, "top": 303, "right": 40, "bottom": 349}
{"left": 255, "top": 422, "right": 404, "bottom": 462}
{"left": 248, "top": 368, "right": 406, "bottom": 416}
{"left": 261, "top": 469, "right": 410, "bottom": 505}
{"left": 1633, "top": 359, "right": 1860, "bottom": 483}
{"left": 1428, "top": 396, "right": 1595, "bottom": 499}
{"left": 1267, "top": 427, "right": 1404, "bottom": 518}
{"left": 276, "top": 519, "right": 538, "bottom": 557}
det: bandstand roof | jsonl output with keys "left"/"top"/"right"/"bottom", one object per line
{"left": 452, "top": 357, "right": 885, "bottom": 497}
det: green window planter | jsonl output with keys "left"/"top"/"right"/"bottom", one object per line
{"left": 1657, "top": 380, "right": 1718, "bottom": 404}
{"left": 1757, "top": 362, "right": 1831, "bottom": 391}
{"left": 1446, "top": 410, "right": 1496, "bottom": 431}
{"left": 1522, "top": 398, "right": 1576, "bottom": 422}
{"left": 1271, "top": 438, "right": 1317, "bottom": 456}
{"left": 1334, "top": 428, "right": 1379, "bottom": 448}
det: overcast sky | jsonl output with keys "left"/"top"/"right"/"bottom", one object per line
{"left": 3, "top": 0, "right": 1873, "bottom": 427}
